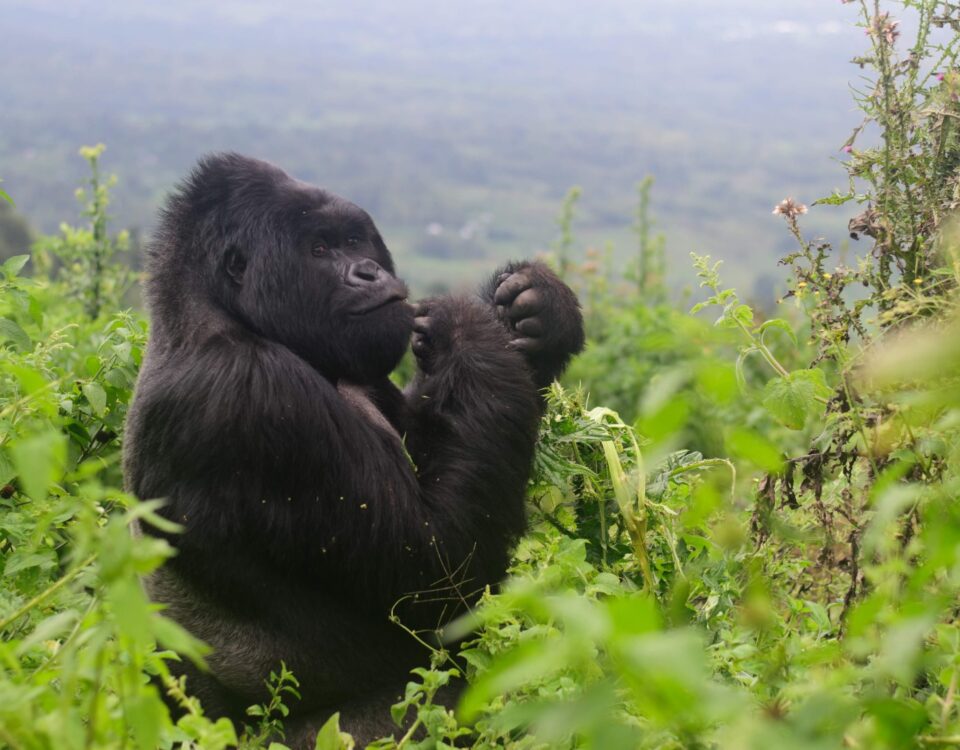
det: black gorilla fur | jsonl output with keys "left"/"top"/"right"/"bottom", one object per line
{"left": 123, "top": 153, "right": 584, "bottom": 746}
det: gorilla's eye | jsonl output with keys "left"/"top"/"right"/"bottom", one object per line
{"left": 311, "top": 244, "right": 328, "bottom": 257}
{"left": 346, "top": 236, "right": 361, "bottom": 246}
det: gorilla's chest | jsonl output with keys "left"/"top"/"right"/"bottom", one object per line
{"left": 335, "top": 381, "right": 400, "bottom": 439}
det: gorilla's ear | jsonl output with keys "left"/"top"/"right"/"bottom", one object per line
{"left": 223, "top": 246, "right": 247, "bottom": 285}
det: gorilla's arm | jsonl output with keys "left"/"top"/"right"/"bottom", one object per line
{"left": 133, "top": 299, "right": 539, "bottom": 628}
{"left": 480, "top": 261, "right": 585, "bottom": 389}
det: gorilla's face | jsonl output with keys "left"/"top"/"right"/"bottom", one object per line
{"left": 210, "top": 160, "right": 414, "bottom": 383}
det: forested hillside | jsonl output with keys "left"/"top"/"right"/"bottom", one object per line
{"left": 3, "top": 0, "right": 867, "bottom": 293}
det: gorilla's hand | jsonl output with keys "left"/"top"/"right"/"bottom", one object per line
{"left": 488, "top": 261, "right": 585, "bottom": 388}
{"left": 412, "top": 296, "right": 523, "bottom": 380}
{"left": 411, "top": 300, "right": 440, "bottom": 371}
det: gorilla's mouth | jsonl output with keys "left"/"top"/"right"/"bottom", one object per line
{"left": 349, "top": 294, "right": 407, "bottom": 316}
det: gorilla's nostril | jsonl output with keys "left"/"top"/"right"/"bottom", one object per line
{"left": 347, "top": 259, "right": 382, "bottom": 285}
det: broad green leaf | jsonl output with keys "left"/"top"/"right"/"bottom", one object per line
{"left": 4, "top": 549, "right": 57, "bottom": 577}
{"left": 125, "top": 692, "right": 165, "bottom": 750}
{"left": 459, "top": 639, "right": 573, "bottom": 721}
{"left": 106, "top": 577, "right": 153, "bottom": 647}
{"left": 727, "top": 427, "right": 784, "bottom": 473}
{"left": 82, "top": 381, "right": 107, "bottom": 416}
{"left": 15, "top": 610, "right": 77, "bottom": 656}
{"left": 7, "top": 364, "right": 48, "bottom": 396}
{"left": 314, "top": 713, "right": 348, "bottom": 750}
{"left": 732, "top": 303, "right": 754, "bottom": 326}
{"left": 2, "top": 254, "right": 29, "bottom": 276}
{"left": 10, "top": 430, "right": 65, "bottom": 500}
{"left": 761, "top": 369, "right": 830, "bottom": 430}
{"left": 0, "top": 318, "right": 31, "bottom": 351}
{"left": 0, "top": 185, "right": 13, "bottom": 206}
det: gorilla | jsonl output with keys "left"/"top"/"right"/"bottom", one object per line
{"left": 123, "top": 153, "right": 584, "bottom": 746}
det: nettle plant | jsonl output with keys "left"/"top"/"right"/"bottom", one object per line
{"left": 33, "top": 144, "right": 133, "bottom": 321}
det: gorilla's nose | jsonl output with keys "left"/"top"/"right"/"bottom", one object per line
{"left": 345, "top": 259, "right": 384, "bottom": 286}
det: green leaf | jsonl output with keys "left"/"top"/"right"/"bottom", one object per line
{"left": 803, "top": 600, "right": 832, "bottom": 632}
{"left": 4, "top": 549, "right": 57, "bottom": 577}
{"left": 0, "top": 450, "right": 14, "bottom": 485}
{"left": 459, "top": 638, "right": 573, "bottom": 721}
{"left": 10, "top": 430, "right": 65, "bottom": 500}
{"left": 314, "top": 712, "right": 348, "bottom": 750}
{"left": 2, "top": 254, "right": 29, "bottom": 277}
{"left": 84, "top": 355, "right": 101, "bottom": 376}
{"left": 106, "top": 577, "right": 153, "bottom": 647}
{"left": 126, "top": 692, "right": 165, "bottom": 750}
{"left": 15, "top": 610, "right": 77, "bottom": 656}
{"left": 761, "top": 369, "right": 830, "bottom": 430}
{"left": 727, "top": 427, "right": 784, "bottom": 473}
{"left": 82, "top": 381, "right": 107, "bottom": 416}
{"left": 0, "top": 184, "right": 13, "bottom": 207}
{"left": 152, "top": 614, "right": 211, "bottom": 667}
{"left": 813, "top": 189, "right": 856, "bottom": 207}
{"left": 0, "top": 318, "right": 31, "bottom": 351}
{"left": 732, "top": 304, "right": 754, "bottom": 326}
{"left": 758, "top": 318, "right": 798, "bottom": 347}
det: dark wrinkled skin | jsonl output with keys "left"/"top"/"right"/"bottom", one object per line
{"left": 123, "top": 153, "right": 584, "bottom": 747}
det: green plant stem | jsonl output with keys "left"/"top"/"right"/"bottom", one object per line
{"left": 84, "top": 644, "right": 107, "bottom": 750}
{"left": 734, "top": 317, "right": 790, "bottom": 379}
{"left": 669, "top": 458, "right": 737, "bottom": 504}
{"left": 396, "top": 715, "right": 425, "bottom": 748}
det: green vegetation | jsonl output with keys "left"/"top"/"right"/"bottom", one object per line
{"left": 2, "top": 2, "right": 960, "bottom": 748}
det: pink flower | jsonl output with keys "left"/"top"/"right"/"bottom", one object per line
{"left": 844, "top": 145, "right": 853, "bottom": 154}
{"left": 869, "top": 12, "right": 900, "bottom": 45}
{"left": 937, "top": 72, "right": 946, "bottom": 82}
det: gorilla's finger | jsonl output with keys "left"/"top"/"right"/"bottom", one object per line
{"left": 506, "top": 288, "right": 542, "bottom": 321}
{"left": 506, "top": 337, "right": 545, "bottom": 353}
{"left": 497, "top": 272, "right": 512, "bottom": 285}
{"left": 413, "top": 316, "right": 432, "bottom": 335}
{"left": 412, "top": 333, "right": 430, "bottom": 357}
{"left": 515, "top": 317, "right": 544, "bottom": 337}
{"left": 494, "top": 273, "right": 531, "bottom": 306}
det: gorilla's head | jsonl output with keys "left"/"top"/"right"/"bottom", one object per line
{"left": 149, "top": 153, "right": 413, "bottom": 383}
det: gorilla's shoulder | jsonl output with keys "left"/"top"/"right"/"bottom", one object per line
{"left": 142, "top": 332, "right": 335, "bottom": 420}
